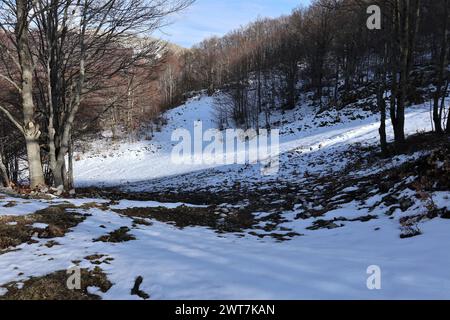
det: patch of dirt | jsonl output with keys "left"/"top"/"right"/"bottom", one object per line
{"left": 30, "top": 205, "right": 87, "bottom": 238}
{"left": 398, "top": 214, "right": 427, "bottom": 239}
{"left": 94, "top": 227, "right": 136, "bottom": 243}
{"left": 114, "top": 205, "right": 256, "bottom": 233}
{"left": 85, "top": 254, "right": 114, "bottom": 265}
{"left": 0, "top": 204, "right": 86, "bottom": 252}
{"left": 400, "top": 225, "right": 422, "bottom": 239}
{"left": 44, "top": 240, "right": 60, "bottom": 248}
{"left": 248, "top": 231, "right": 303, "bottom": 241}
{"left": 132, "top": 218, "right": 153, "bottom": 227}
{"left": 392, "top": 132, "right": 450, "bottom": 156}
{"left": 307, "top": 219, "right": 344, "bottom": 231}
{"left": 78, "top": 202, "right": 112, "bottom": 211}
{"left": 0, "top": 267, "right": 112, "bottom": 300}
{"left": 3, "top": 201, "right": 17, "bottom": 208}
{"left": 441, "top": 209, "right": 450, "bottom": 219}
{"left": 77, "top": 133, "right": 449, "bottom": 240}
{"left": 0, "top": 217, "right": 35, "bottom": 251}
{"left": 335, "top": 215, "right": 378, "bottom": 223}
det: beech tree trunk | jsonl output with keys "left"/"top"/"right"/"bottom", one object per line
{"left": 389, "top": 0, "right": 421, "bottom": 148}
{"left": 17, "top": 0, "right": 46, "bottom": 189}
{"left": 447, "top": 103, "right": 450, "bottom": 133}
{"left": 0, "top": 152, "right": 10, "bottom": 187}
{"left": 378, "top": 88, "right": 388, "bottom": 156}
{"left": 433, "top": 0, "right": 448, "bottom": 133}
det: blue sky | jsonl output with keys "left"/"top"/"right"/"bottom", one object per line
{"left": 158, "top": 0, "right": 311, "bottom": 48}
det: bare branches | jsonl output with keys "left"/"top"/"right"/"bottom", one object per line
{"left": 0, "top": 104, "right": 24, "bottom": 134}
{"left": 0, "top": 73, "right": 21, "bottom": 92}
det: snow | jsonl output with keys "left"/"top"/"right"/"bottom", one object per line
{"left": 0, "top": 93, "right": 449, "bottom": 300}
{"left": 32, "top": 223, "right": 49, "bottom": 229}
{"left": 73, "top": 94, "right": 433, "bottom": 192}
{"left": 74, "top": 96, "right": 220, "bottom": 187}
{"left": 0, "top": 197, "right": 50, "bottom": 217}
{"left": 433, "top": 192, "right": 450, "bottom": 209}
{"left": 0, "top": 194, "right": 449, "bottom": 299}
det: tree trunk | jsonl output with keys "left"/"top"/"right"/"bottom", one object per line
{"left": 47, "top": 1, "right": 88, "bottom": 192}
{"left": 52, "top": 159, "right": 65, "bottom": 188}
{"left": 395, "top": 0, "right": 409, "bottom": 145}
{"left": 433, "top": 0, "right": 448, "bottom": 133}
{"left": 68, "top": 136, "right": 74, "bottom": 191}
{"left": 447, "top": 104, "right": 450, "bottom": 133}
{"left": 24, "top": 132, "right": 45, "bottom": 189}
{"left": 378, "top": 88, "right": 388, "bottom": 156}
{"left": 390, "top": 0, "right": 421, "bottom": 147}
{"left": 0, "top": 152, "right": 10, "bottom": 188}
{"left": 17, "top": 0, "right": 46, "bottom": 189}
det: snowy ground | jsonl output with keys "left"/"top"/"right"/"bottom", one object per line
{"left": 1, "top": 187, "right": 449, "bottom": 299}
{"left": 73, "top": 94, "right": 435, "bottom": 192}
{"left": 1, "top": 94, "right": 449, "bottom": 299}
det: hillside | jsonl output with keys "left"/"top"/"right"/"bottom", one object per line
{"left": 1, "top": 92, "right": 449, "bottom": 299}
{"left": 74, "top": 92, "right": 434, "bottom": 192}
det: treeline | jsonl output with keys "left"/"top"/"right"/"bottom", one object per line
{"left": 170, "top": 0, "right": 449, "bottom": 147}
{"left": 0, "top": 0, "right": 193, "bottom": 191}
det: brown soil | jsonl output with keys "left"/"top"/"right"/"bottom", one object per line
{"left": 0, "top": 267, "right": 112, "bottom": 300}
{"left": 0, "top": 204, "right": 86, "bottom": 252}
{"left": 94, "top": 227, "right": 136, "bottom": 243}
{"left": 114, "top": 205, "right": 256, "bottom": 233}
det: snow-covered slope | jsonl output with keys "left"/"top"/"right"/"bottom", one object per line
{"left": 74, "top": 95, "right": 219, "bottom": 186}
{"left": 74, "top": 93, "right": 433, "bottom": 191}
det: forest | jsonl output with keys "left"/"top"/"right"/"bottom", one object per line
{"left": 0, "top": 0, "right": 193, "bottom": 190}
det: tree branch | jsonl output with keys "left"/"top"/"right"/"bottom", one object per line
{"left": 0, "top": 74, "right": 22, "bottom": 92}
{"left": 0, "top": 105, "right": 24, "bottom": 134}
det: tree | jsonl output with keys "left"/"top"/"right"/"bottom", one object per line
{"left": 0, "top": 149, "right": 10, "bottom": 187}
{"left": 0, "top": 0, "right": 193, "bottom": 190}
{"left": 0, "top": 0, "right": 46, "bottom": 189}
{"left": 430, "top": 0, "right": 449, "bottom": 133}
{"left": 388, "top": 0, "right": 422, "bottom": 145}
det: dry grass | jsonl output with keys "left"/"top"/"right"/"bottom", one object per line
{"left": 0, "top": 204, "right": 86, "bottom": 253}
{"left": 0, "top": 267, "right": 112, "bottom": 300}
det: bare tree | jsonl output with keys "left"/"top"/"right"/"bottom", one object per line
{"left": 31, "top": 0, "right": 193, "bottom": 189}
{"left": 431, "top": 0, "right": 449, "bottom": 133}
{"left": 388, "top": 0, "right": 422, "bottom": 145}
{"left": 0, "top": 0, "right": 46, "bottom": 189}
{"left": 0, "top": 149, "right": 10, "bottom": 187}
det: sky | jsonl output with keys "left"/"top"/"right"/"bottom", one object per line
{"left": 158, "top": 0, "right": 312, "bottom": 48}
